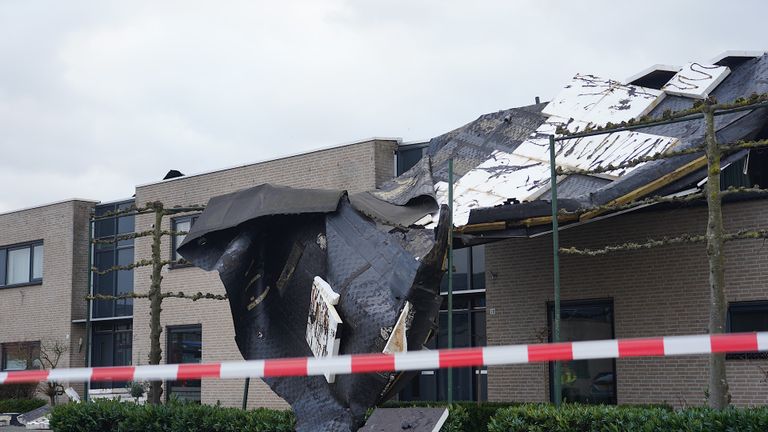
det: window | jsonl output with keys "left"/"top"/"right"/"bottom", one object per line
{"left": 395, "top": 144, "right": 428, "bottom": 176}
{"left": 171, "top": 215, "right": 198, "bottom": 265}
{"left": 548, "top": 299, "right": 616, "bottom": 405}
{"left": 1, "top": 342, "right": 41, "bottom": 371}
{"left": 401, "top": 246, "right": 487, "bottom": 402}
{"left": 0, "top": 242, "right": 43, "bottom": 287}
{"left": 400, "top": 293, "right": 487, "bottom": 402}
{"left": 167, "top": 325, "right": 202, "bottom": 402}
{"left": 441, "top": 245, "right": 486, "bottom": 293}
{"left": 92, "top": 201, "right": 135, "bottom": 318}
{"left": 727, "top": 301, "right": 768, "bottom": 359}
{"left": 91, "top": 321, "right": 132, "bottom": 389}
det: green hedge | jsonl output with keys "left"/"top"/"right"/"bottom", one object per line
{"left": 49, "top": 399, "right": 295, "bottom": 432}
{"left": 0, "top": 398, "right": 47, "bottom": 413}
{"left": 488, "top": 404, "right": 768, "bottom": 432}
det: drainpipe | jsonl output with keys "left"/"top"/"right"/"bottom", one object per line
{"left": 447, "top": 158, "right": 454, "bottom": 404}
{"left": 84, "top": 214, "right": 94, "bottom": 402}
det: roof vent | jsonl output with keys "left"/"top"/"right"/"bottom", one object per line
{"left": 709, "top": 50, "right": 765, "bottom": 69}
{"left": 163, "top": 170, "right": 184, "bottom": 180}
{"left": 625, "top": 64, "right": 680, "bottom": 89}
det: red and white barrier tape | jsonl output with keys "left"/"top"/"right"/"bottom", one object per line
{"left": 1, "top": 332, "right": 766, "bottom": 385}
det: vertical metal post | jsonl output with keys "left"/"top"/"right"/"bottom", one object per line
{"left": 84, "top": 215, "right": 94, "bottom": 402}
{"left": 447, "top": 158, "right": 454, "bottom": 404}
{"left": 242, "top": 378, "right": 250, "bottom": 410}
{"left": 549, "top": 135, "right": 562, "bottom": 407}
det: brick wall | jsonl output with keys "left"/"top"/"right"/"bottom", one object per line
{"left": 132, "top": 139, "right": 398, "bottom": 408}
{"left": 0, "top": 200, "right": 94, "bottom": 399}
{"left": 486, "top": 199, "right": 768, "bottom": 407}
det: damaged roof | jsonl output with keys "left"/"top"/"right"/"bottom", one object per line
{"left": 358, "top": 50, "right": 768, "bottom": 239}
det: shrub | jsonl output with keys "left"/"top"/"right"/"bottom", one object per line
{"left": 488, "top": 404, "right": 768, "bottom": 432}
{"left": 0, "top": 398, "right": 47, "bottom": 413}
{"left": 49, "top": 399, "right": 295, "bottom": 432}
{"left": 0, "top": 383, "right": 38, "bottom": 400}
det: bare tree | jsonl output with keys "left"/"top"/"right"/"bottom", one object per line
{"left": 38, "top": 340, "right": 68, "bottom": 406}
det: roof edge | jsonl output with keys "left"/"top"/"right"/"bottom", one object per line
{"left": 136, "top": 136, "right": 403, "bottom": 188}
{"left": 0, "top": 198, "right": 99, "bottom": 217}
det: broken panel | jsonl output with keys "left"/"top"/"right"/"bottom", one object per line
{"left": 515, "top": 117, "right": 679, "bottom": 177}
{"left": 542, "top": 74, "right": 665, "bottom": 125}
{"left": 662, "top": 62, "right": 730, "bottom": 99}
{"left": 306, "top": 276, "right": 343, "bottom": 383}
{"left": 447, "top": 151, "right": 551, "bottom": 226}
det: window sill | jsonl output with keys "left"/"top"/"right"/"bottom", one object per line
{"left": 0, "top": 280, "right": 42, "bottom": 290}
{"left": 169, "top": 263, "right": 194, "bottom": 270}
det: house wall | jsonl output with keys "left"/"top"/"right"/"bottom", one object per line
{"left": 131, "top": 139, "right": 399, "bottom": 408}
{"left": 485, "top": 199, "right": 768, "bottom": 407}
{"left": 0, "top": 200, "right": 95, "bottom": 398}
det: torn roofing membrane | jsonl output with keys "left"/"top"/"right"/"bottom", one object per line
{"left": 366, "top": 52, "right": 768, "bottom": 231}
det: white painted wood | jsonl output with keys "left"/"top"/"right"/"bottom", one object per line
{"left": 383, "top": 302, "right": 411, "bottom": 354}
{"left": 662, "top": 62, "right": 730, "bottom": 99}
{"left": 306, "top": 277, "right": 343, "bottom": 383}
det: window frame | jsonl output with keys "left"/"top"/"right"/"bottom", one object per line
{"left": 0, "top": 240, "right": 44, "bottom": 289}
{"left": 726, "top": 300, "right": 768, "bottom": 360}
{"left": 1, "top": 341, "right": 42, "bottom": 371}
{"left": 546, "top": 298, "right": 617, "bottom": 405}
{"left": 170, "top": 214, "right": 199, "bottom": 268}
{"left": 165, "top": 324, "right": 203, "bottom": 403}
{"left": 92, "top": 201, "right": 135, "bottom": 319}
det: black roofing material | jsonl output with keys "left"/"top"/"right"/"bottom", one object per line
{"left": 178, "top": 187, "right": 449, "bottom": 432}
{"left": 465, "top": 54, "right": 768, "bottom": 227}
{"left": 178, "top": 184, "right": 344, "bottom": 270}
{"left": 468, "top": 198, "right": 584, "bottom": 225}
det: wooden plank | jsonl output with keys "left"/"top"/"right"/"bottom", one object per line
{"left": 580, "top": 155, "right": 707, "bottom": 221}
{"left": 457, "top": 221, "right": 507, "bottom": 233}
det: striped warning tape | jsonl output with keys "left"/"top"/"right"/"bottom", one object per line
{"left": 1, "top": 332, "right": 766, "bottom": 385}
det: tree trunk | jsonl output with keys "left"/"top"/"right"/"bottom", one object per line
{"left": 704, "top": 106, "right": 729, "bottom": 409}
{"left": 148, "top": 202, "right": 165, "bottom": 404}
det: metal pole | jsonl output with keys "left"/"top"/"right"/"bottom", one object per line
{"left": 84, "top": 215, "right": 94, "bottom": 402}
{"left": 241, "top": 377, "right": 250, "bottom": 410}
{"left": 447, "top": 158, "right": 454, "bottom": 404}
{"left": 549, "top": 135, "right": 562, "bottom": 407}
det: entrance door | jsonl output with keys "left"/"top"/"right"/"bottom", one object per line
{"left": 548, "top": 299, "right": 616, "bottom": 404}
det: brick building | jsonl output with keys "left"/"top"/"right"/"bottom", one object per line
{"left": 0, "top": 199, "right": 95, "bottom": 396}
{"left": 2, "top": 51, "right": 767, "bottom": 409}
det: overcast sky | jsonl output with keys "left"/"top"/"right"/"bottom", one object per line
{"left": 1, "top": 0, "right": 766, "bottom": 212}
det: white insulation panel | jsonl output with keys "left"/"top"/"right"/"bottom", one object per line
{"left": 662, "top": 62, "right": 730, "bottom": 99}
{"left": 543, "top": 74, "right": 665, "bottom": 125}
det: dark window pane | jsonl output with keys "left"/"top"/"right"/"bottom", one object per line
{"left": 95, "top": 218, "right": 116, "bottom": 238}
{"left": 471, "top": 245, "right": 485, "bottom": 290}
{"left": 167, "top": 326, "right": 202, "bottom": 403}
{"left": 441, "top": 248, "right": 469, "bottom": 291}
{"left": 396, "top": 147, "right": 426, "bottom": 176}
{"left": 0, "top": 249, "right": 6, "bottom": 286}
{"left": 730, "top": 304, "right": 768, "bottom": 332}
{"left": 117, "top": 203, "right": 135, "bottom": 234}
{"left": 548, "top": 300, "right": 615, "bottom": 404}
{"left": 90, "top": 321, "right": 132, "bottom": 389}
